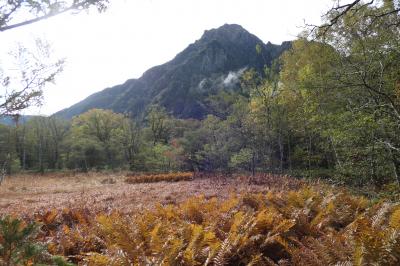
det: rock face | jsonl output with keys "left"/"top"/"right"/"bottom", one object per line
{"left": 54, "top": 24, "right": 291, "bottom": 119}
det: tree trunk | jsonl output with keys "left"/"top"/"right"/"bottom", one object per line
{"left": 308, "top": 133, "right": 312, "bottom": 176}
{"left": 389, "top": 149, "right": 400, "bottom": 186}
{"left": 38, "top": 137, "right": 44, "bottom": 174}
{"left": 278, "top": 131, "right": 284, "bottom": 173}
{"left": 22, "top": 129, "right": 26, "bottom": 170}
{"left": 329, "top": 136, "right": 342, "bottom": 169}
{"left": 287, "top": 134, "right": 292, "bottom": 172}
{"left": 252, "top": 151, "right": 256, "bottom": 176}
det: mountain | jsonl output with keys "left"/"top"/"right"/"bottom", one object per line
{"left": 0, "top": 115, "right": 38, "bottom": 126}
{"left": 54, "top": 24, "right": 291, "bottom": 119}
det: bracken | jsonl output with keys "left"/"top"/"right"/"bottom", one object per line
{"left": 27, "top": 187, "right": 400, "bottom": 265}
{"left": 124, "top": 172, "right": 194, "bottom": 184}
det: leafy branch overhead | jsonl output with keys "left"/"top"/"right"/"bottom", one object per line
{"left": 308, "top": 0, "right": 400, "bottom": 36}
{"left": 0, "top": 0, "right": 110, "bottom": 32}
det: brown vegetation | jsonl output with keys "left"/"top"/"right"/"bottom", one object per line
{"left": 0, "top": 173, "right": 303, "bottom": 216}
{"left": 1, "top": 173, "right": 399, "bottom": 265}
{"left": 124, "top": 172, "right": 194, "bottom": 184}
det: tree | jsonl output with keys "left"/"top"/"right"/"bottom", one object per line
{"left": 29, "top": 117, "right": 49, "bottom": 173}
{"left": 146, "top": 105, "right": 172, "bottom": 145}
{"left": 0, "top": 0, "right": 110, "bottom": 116}
{"left": 0, "top": 40, "right": 64, "bottom": 116}
{"left": 0, "top": 124, "right": 18, "bottom": 175}
{"left": 71, "top": 109, "right": 125, "bottom": 169}
{"left": 119, "top": 115, "right": 143, "bottom": 170}
{"left": 278, "top": 1, "right": 400, "bottom": 185}
{"left": 309, "top": 0, "right": 400, "bottom": 36}
{"left": 317, "top": 1, "right": 400, "bottom": 184}
{"left": 47, "top": 117, "right": 69, "bottom": 169}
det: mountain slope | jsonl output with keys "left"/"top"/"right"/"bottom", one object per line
{"left": 54, "top": 24, "right": 291, "bottom": 119}
{"left": 0, "top": 115, "right": 38, "bottom": 126}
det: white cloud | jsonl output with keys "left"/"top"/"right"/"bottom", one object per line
{"left": 223, "top": 67, "right": 247, "bottom": 87}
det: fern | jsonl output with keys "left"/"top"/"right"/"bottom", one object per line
{"left": 6, "top": 182, "right": 400, "bottom": 265}
{"left": 389, "top": 206, "right": 400, "bottom": 229}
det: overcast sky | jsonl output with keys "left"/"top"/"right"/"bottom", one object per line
{"left": 0, "top": 0, "right": 335, "bottom": 115}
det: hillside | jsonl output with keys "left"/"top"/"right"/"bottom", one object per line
{"left": 54, "top": 24, "right": 290, "bottom": 119}
{"left": 0, "top": 115, "right": 38, "bottom": 126}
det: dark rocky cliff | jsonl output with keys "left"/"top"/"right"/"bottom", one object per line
{"left": 54, "top": 24, "right": 290, "bottom": 119}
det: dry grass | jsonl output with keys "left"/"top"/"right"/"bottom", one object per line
{"left": 0, "top": 172, "right": 305, "bottom": 216}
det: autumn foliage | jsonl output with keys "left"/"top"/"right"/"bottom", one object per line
{"left": 1, "top": 174, "right": 398, "bottom": 265}
{"left": 124, "top": 172, "right": 194, "bottom": 184}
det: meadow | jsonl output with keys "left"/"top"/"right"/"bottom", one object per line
{"left": 0, "top": 172, "right": 299, "bottom": 216}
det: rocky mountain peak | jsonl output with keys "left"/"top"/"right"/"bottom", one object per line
{"left": 54, "top": 24, "right": 291, "bottom": 120}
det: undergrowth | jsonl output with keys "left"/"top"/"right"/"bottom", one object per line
{"left": 0, "top": 216, "right": 73, "bottom": 266}
{"left": 124, "top": 172, "right": 194, "bottom": 184}
{"left": 25, "top": 185, "right": 400, "bottom": 265}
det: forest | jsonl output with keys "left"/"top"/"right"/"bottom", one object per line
{"left": 1, "top": 0, "right": 400, "bottom": 265}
